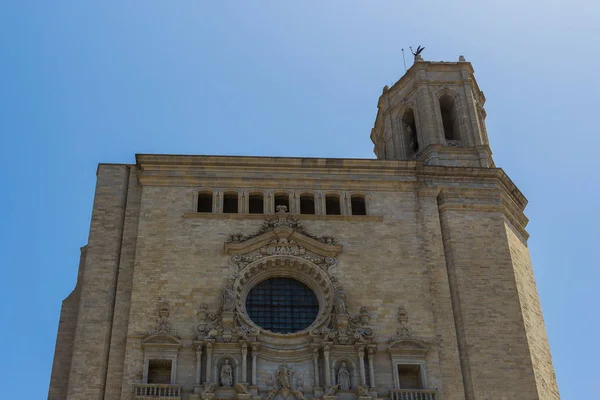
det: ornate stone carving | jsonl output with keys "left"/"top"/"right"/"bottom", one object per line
{"left": 220, "top": 358, "right": 233, "bottom": 387}
{"left": 357, "top": 386, "right": 370, "bottom": 397}
{"left": 234, "top": 383, "right": 250, "bottom": 394}
{"left": 276, "top": 362, "right": 293, "bottom": 389}
{"left": 391, "top": 306, "right": 413, "bottom": 341}
{"left": 337, "top": 362, "right": 351, "bottom": 390}
{"left": 315, "top": 291, "right": 374, "bottom": 344}
{"left": 149, "top": 300, "right": 177, "bottom": 336}
{"left": 325, "top": 384, "right": 340, "bottom": 396}
{"left": 227, "top": 206, "right": 338, "bottom": 246}
{"left": 261, "top": 238, "right": 306, "bottom": 256}
{"left": 196, "top": 302, "right": 258, "bottom": 342}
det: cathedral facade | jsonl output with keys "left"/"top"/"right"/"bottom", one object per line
{"left": 49, "top": 57, "right": 559, "bottom": 400}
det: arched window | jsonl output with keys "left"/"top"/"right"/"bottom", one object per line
{"left": 300, "top": 194, "right": 316, "bottom": 215}
{"left": 248, "top": 193, "right": 264, "bottom": 214}
{"left": 402, "top": 108, "right": 419, "bottom": 157}
{"left": 439, "top": 94, "right": 460, "bottom": 141}
{"left": 197, "top": 192, "right": 213, "bottom": 213}
{"left": 325, "top": 194, "right": 341, "bottom": 215}
{"left": 223, "top": 192, "right": 239, "bottom": 214}
{"left": 350, "top": 194, "right": 367, "bottom": 216}
{"left": 274, "top": 193, "right": 290, "bottom": 212}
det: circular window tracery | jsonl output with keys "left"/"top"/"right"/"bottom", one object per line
{"left": 246, "top": 278, "right": 319, "bottom": 334}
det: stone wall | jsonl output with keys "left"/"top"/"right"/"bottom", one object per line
{"left": 505, "top": 221, "right": 560, "bottom": 399}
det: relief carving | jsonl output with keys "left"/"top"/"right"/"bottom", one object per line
{"left": 149, "top": 300, "right": 177, "bottom": 336}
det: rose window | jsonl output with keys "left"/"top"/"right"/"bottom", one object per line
{"left": 245, "top": 278, "right": 319, "bottom": 334}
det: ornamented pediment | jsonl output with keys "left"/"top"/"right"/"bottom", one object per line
{"left": 142, "top": 334, "right": 182, "bottom": 347}
{"left": 224, "top": 206, "right": 342, "bottom": 271}
{"left": 143, "top": 300, "right": 182, "bottom": 349}
{"left": 388, "top": 306, "right": 428, "bottom": 357}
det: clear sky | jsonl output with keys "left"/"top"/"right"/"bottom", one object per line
{"left": 1, "top": 1, "right": 598, "bottom": 398}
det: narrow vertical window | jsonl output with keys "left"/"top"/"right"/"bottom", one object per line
{"left": 223, "top": 193, "right": 239, "bottom": 213}
{"left": 300, "top": 194, "right": 316, "bottom": 215}
{"left": 350, "top": 195, "right": 367, "bottom": 215}
{"left": 402, "top": 108, "right": 419, "bottom": 157}
{"left": 197, "top": 192, "right": 213, "bottom": 213}
{"left": 274, "top": 193, "right": 290, "bottom": 212}
{"left": 325, "top": 194, "right": 341, "bottom": 215}
{"left": 439, "top": 94, "right": 460, "bottom": 141}
{"left": 249, "top": 193, "right": 264, "bottom": 214}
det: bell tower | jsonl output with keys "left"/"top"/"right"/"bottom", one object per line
{"left": 371, "top": 55, "right": 493, "bottom": 167}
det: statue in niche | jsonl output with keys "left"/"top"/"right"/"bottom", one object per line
{"left": 276, "top": 363, "right": 292, "bottom": 389}
{"left": 221, "top": 358, "right": 233, "bottom": 387}
{"left": 337, "top": 362, "right": 351, "bottom": 390}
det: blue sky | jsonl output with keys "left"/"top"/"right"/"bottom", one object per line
{"left": 0, "top": 1, "right": 598, "bottom": 398}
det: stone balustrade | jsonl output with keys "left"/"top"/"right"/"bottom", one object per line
{"left": 134, "top": 384, "right": 182, "bottom": 399}
{"left": 390, "top": 389, "right": 438, "bottom": 400}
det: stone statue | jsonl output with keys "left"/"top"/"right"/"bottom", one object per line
{"left": 276, "top": 363, "right": 292, "bottom": 388}
{"left": 220, "top": 359, "right": 233, "bottom": 387}
{"left": 221, "top": 281, "right": 236, "bottom": 312}
{"left": 296, "top": 374, "right": 304, "bottom": 393}
{"left": 337, "top": 362, "right": 351, "bottom": 390}
{"left": 334, "top": 291, "right": 348, "bottom": 315}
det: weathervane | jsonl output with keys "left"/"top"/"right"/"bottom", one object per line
{"left": 410, "top": 45, "right": 425, "bottom": 62}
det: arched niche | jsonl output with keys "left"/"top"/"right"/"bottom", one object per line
{"left": 331, "top": 357, "right": 359, "bottom": 390}
{"left": 212, "top": 354, "right": 241, "bottom": 387}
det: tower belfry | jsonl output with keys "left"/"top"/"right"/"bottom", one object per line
{"left": 371, "top": 55, "right": 492, "bottom": 167}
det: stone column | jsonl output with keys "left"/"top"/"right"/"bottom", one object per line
{"left": 251, "top": 344, "right": 259, "bottom": 386}
{"left": 205, "top": 341, "right": 213, "bottom": 382}
{"left": 367, "top": 347, "right": 376, "bottom": 388}
{"left": 241, "top": 342, "right": 248, "bottom": 383}
{"left": 195, "top": 344, "right": 203, "bottom": 385}
{"left": 313, "top": 348, "right": 320, "bottom": 387}
{"left": 323, "top": 344, "right": 331, "bottom": 386}
{"left": 357, "top": 346, "right": 366, "bottom": 386}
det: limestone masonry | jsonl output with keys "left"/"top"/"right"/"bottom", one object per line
{"left": 49, "top": 56, "right": 560, "bottom": 400}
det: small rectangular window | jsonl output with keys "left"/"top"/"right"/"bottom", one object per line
{"left": 223, "top": 193, "right": 238, "bottom": 213}
{"left": 300, "top": 195, "right": 315, "bottom": 215}
{"left": 325, "top": 195, "right": 341, "bottom": 215}
{"left": 397, "top": 364, "right": 422, "bottom": 389}
{"left": 351, "top": 195, "right": 367, "bottom": 215}
{"left": 249, "top": 194, "right": 264, "bottom": 214}
{"left": 147, "top": 359, "right": 172, "bottom": 384}
{"left": 197, "top": 193, "right": 213, "bottom": 213}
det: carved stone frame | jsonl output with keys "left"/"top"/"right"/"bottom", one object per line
{"left": 388, "top": 339, "right": 429, "bottom": 390}
{"left": 141, "top": 334, "right": 182, "bottom": 385}
{"left": 234, "top": 255, "right": 335, "bottom": 338}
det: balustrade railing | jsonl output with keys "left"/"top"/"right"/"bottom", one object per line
{"left": 134, "top": 384, "right": 182, "bottom": 399}
{"left": 390, "top": 389, "right": 438, "bottom": 400}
